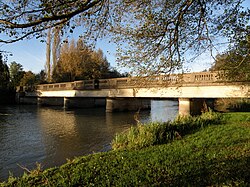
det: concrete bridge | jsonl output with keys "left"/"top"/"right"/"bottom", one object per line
{"left": 17, "top": 71, "right": 250, "bottom": 115}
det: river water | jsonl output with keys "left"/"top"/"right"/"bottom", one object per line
{"left": 0, "top": 100, "right": 178, "bottom": 181}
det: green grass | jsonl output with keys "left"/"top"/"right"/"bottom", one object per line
{"left": 223, "top": 112, "right": 250, "bottom": 122}
{"left": 1, "top": 112, "right": 249, "bottom": 186}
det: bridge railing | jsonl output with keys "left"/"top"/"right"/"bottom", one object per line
{"left": 34, "top": 71, "right": 225, "bottom": 91}
{"left": 184, "top": 71, "right": 222, "bottom": 83}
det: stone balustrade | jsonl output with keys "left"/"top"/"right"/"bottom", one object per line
{"left": 17, "top": 71, "right": 224, "bottom": 92}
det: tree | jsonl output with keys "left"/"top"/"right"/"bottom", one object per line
{"left": 112, "top": 1, "right": 250, "bottom": 75}
{"left": 0, "top": 53, "right": 10, "bottom": 89}
{"left": 105, "top": 68, "right": 128, "bottom": 78}
{"left": 0, "top": 1, "right": 249, "bottom": 75}
{"left": 52, "top": 26, "right": 61, "bottom": 73}
{"left": 45, "top": 28, "right": 52, "bottom": 82}
{"left": 9, "top": 61, "right": 25, "bottom": 88}
{"left": 19, "top": 71, "right": 36, "bottom": 89}
{"left": 52, "top": 38, "right": 111, "bottom": 82}
{"left": 210, "top": 34, "right": 250, "bottom": 81}
{"left": 84, "top": 48, "right": 110, "bottom": 79}
{"left": 35, "top": 70, "right": 47, "bottom": 84}
{"left": 0, "top": 0, "right": 105, "bottom": 43}
{"left": 52, "top": 39, "right": 81, "bottom": 82}
{"left": 45, "top": 26, "right": 62, "bottom": 83}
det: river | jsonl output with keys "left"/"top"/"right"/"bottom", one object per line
{"left": 0, "top": 100, "right": 178, "bottom": 181}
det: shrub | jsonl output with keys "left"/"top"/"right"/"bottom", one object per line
{"left": 112, "top": 122, "right": 177, "bottom": 150}
{"left": 112, "top": 110, "right": 222, "bottom": 150}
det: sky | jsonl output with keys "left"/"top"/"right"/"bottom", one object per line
{"left": 1, "top": 0, "right": 249, "bottom": 74}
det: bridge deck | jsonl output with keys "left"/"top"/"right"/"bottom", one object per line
{"left": 17, "top": 71, "right": 250, "bottom": 99}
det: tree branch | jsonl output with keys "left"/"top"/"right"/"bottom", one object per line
{"left": 0, "top": 0, "right": 102, "bottom": 29}
{"left": 0, "top": 19, "right": 69, "bottom": 43}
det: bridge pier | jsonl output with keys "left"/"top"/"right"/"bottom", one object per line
{"left": 179, "top": 98, "right": 215, "bottom": 116}
{"left": 63, "top": 97, "right": 70, "bottom": 108}
{"left": 178, "top": 98, "right": 191, "bottom": 116}
{"left": 106, "top": 98, "right": 151, "bottom": 112}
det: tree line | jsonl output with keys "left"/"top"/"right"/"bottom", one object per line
{"left": 0, "top": 56, "right": 45, "bottom": 91}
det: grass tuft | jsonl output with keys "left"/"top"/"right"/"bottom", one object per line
{"left": 112, "top": 109, "right": 223, "bottom": 150}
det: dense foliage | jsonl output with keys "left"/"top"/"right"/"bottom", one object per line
{"left": 19, "top": 71, "right": 37, "bottom": 89}
{"left": 210, "top": 34, "right": 250, "bottom": 81}
{"left": 1, "top": 59, "right": 48, "bottom": 90}
{"left": 0, "top": 0, "right": 249, "bottom": 75}
{"left": 0, "top": 53, "right": 10, "bottom": 89}
{"left": 0, "top": 53, "right": 16, "bottom": 103}
{"left": 1, "top": 112, "right": 249, "bottom": 186}
{"left": 9, "top": 61, "right": 25, "bottom": 88}
{"left": 52, "top": 39, "right": 124, "bottom": 82}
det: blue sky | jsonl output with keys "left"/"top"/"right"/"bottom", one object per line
{"left": 1, "top": 0, "right": 249, "bottom": 74}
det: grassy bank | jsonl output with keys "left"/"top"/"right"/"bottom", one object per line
{"left": 112, "top": 110, "right": 222, "bottom": 150}
{"left": 1, "top": 112, "right": 249, "bottom": 186}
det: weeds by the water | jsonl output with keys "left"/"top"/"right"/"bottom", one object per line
{"left": 228, "top": 98, "right": 250, "bottom": 112}
{"left": 112, "top": 109, "right": 223, "bottom": 150}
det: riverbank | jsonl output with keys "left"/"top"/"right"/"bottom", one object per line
{"left": 1, "top": 112, "right": 249, "bottom": 186}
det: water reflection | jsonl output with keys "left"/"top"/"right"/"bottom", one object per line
{"left": 0, "top": 106, "right": 45, "bottom": 181}
{"left": 37, "top": 107, "right": 138, "bottom": 169}
{"left": 150, "top": 100, "right": 179, "bottom": 122}
{"left": 0, "top": 100, "right": 178, "bottom": 181}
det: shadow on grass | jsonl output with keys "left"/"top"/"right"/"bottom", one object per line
{"left": 163, "top": 156, "right": 249, "bottom": 186}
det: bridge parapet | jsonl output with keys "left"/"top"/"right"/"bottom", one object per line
{"left": 34, "top": 71, "right": 224, "bottom": 91}
{"left": 188, "top": 72, "right": 221, "bottom": 82}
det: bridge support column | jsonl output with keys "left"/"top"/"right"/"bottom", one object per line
{"left": 106, "top": 98, "right": 151, "bottom": 112}
{"left": 179, "top": 98, "right": 215, "bottom": 116}
{"left": 178, "top": 98, "right": 190, "bottom": 116}
{"left": 64, "top": 97, "right": 70, "bottom": 108}
{"left": 37, "top": 97, "right": 42, "bottom": 106}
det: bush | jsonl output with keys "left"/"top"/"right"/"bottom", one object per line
{"left": 112, "top": 122, "right": 177, "bottom": 150}
{"left": 112, "top": 110, "right": 222, "bottom": 150}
